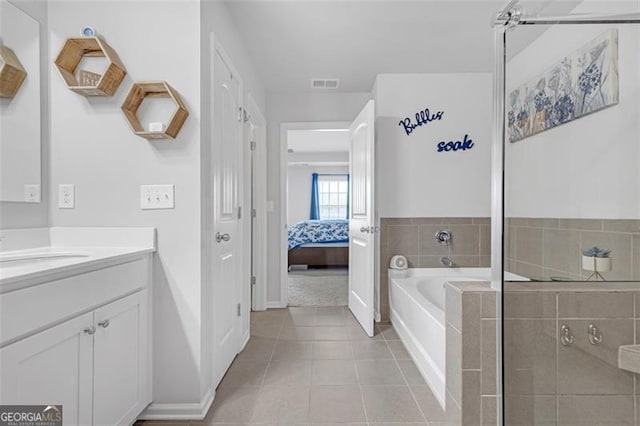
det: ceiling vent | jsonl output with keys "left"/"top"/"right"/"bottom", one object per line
{"left": 311, "top": 78, "right": 339, "bottom": 89}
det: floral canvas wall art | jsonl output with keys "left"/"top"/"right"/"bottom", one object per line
{"left": 508, "top": 29, "right": 619, "bottom": 143}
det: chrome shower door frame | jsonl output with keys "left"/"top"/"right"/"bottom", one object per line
{"left": 491, "top": 2, "right": 640, "bottom": 425}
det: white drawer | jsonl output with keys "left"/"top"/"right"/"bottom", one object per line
{"left": 0, "top": 257, "right": 150, "bottom": 346}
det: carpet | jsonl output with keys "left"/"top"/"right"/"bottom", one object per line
{"left": 287, "top": 268, "right": 348, "bottom": 306}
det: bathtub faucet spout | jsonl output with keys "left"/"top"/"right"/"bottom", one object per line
{"left": 440, "top": 256, "right": 454, "bottom": 267}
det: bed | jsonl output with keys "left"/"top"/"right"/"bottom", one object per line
{"left": 288, "top": 220, "right": 349, "bottom": 268}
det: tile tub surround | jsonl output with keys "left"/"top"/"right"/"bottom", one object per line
{"left": 380, "top": 217, "right": 491, "bottom": 321}
{"left": 505, "top": 218, "right": 640, "bottom": 281}
{"left": 503, "top": 283, "right": 640, "bottom": 426}
{"left": 136, "top": 306, "right": 445, "bottom": 425}
{"left": 445, "top": 281, "right": 497, "bottom": 426}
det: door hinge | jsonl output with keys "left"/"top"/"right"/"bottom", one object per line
{"left": 251, "top": 208, "right": 257, "bottom": 218}
{"left": 250, "top": 141, "right": 256, "bottom": 151}
{"left": 237, "top": 303, "right": 241, "bottom": 317}
{"left": 237, "top": 206, "right": 242, "bottom": 219}
{"left": 251, "top": 276, "right": 256, "bottom": 286}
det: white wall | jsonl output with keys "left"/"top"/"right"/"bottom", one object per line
{"left": 266, "top": 92, "right": 371, "bottom": 305}
{"left": 0, "top": 0, "right": 49, "bottom": 229}
{"left": 48, "top": 0, "right": 267, "bottom": 415}
{"left": 505, "top": 17, "right": 640, "bottom": 219}
{"left": 287, "top": 165, "right": 349, "bottom": 226}
{"left": 48, "top": 0, "right": 203, "bottom": 407}
{"left": 374, "top": 73, "right": 493, "bottom": 218}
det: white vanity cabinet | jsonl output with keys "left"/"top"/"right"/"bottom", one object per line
{"left": 93, "top": 291, "right": 149, "bottom": 426}
{"left": 0, "top": 254, "right": 152, "bottom": 426}
{"left": 0, "top": 312, "right": 94, "bottom": 425}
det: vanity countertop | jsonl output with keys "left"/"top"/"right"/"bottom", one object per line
{"left": 0, "top": 246, "right": 155, "bottom": 293}
{"left": 0, "top": 227, "right": 156, "bottom": 293}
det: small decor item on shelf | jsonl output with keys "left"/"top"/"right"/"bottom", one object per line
{"left": 148, "top": 122, "right": 166, "bottom": 133}
{"left": 0, "top": 45, "right": 27, "bottom": 98}
{"left": 78, "top": 70, "right": 101, "bottom": 87}
{"left": 54, "top": 36, "right": 126, "bottom": 97}
{"left": 121, "top": 81, "right": 189, "bottom": 140}
{"left": 81, "top": 26, "right": 96, "bottom": 37}
{"left": 582, "top": 246, "right": 612, "bottom": 281}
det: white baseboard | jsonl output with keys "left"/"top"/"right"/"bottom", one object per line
{"left": 241, "top": 330, "right": 250, "bottom": 349}
{"left": 266, "top": 301, "right": 287, "bottom": 309}
{"left": 138, "top": 388, "right": 215, "bottom": 421}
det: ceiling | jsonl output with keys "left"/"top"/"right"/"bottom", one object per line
{"left": 225, "top": 0, "right": 505, "bottom": 93}
{"left": 223, "top": 0, "right": 591, "bottom": 93}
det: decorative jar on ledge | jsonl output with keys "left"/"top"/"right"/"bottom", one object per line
{"left": 582, "top": 255, "right": 612, "bottom": 273}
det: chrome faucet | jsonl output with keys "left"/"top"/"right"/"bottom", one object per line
{"left": 435, "top": 230, "right": 452, "bottom": 246}
{"left": 440, "top": 256, "right": 454, "bottom": 267}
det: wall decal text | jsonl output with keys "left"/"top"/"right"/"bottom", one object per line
{"left": 437, "top": 134, "right": 474, "bottom": 153}
{"left": 398, "top": 108, "right": 444, "bottom": 136}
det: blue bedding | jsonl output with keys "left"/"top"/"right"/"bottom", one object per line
{"left": 288, "top": 220, "right": 349, "bottom": 250}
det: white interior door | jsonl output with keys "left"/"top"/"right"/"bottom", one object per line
{"left": 212, "top": 47, "right": 242, "bottom": 387}
{"left": 348, "top": 100, "right": 376, "bottom": 337}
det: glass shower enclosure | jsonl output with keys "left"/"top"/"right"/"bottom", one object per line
{"left": 494, "top": 2, "right": 640, "bottom": 425}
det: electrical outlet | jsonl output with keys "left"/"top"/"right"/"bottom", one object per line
{"left": 58, "top": 184, "right": 75, "bottom": 209}
{"left": 23, "top": 184, "right": 40, "bottom": 202}
{"left": 140, "top": 185, "right": 175, "bottom": 210}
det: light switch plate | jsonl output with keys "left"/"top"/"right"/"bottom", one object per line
{"left": 23, "top": 184, "right": 41, "bottom": 202}
{"left": 58, "top": 184, "right": 75, "bottom": 209}
{"left": 141, "top": 184, "right": 175, "bottom": 210}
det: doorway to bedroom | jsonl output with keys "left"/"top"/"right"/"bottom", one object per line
{"left": 285, "top": 123, "right": 351, "bottom": 307}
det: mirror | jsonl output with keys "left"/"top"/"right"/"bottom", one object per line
{"left": 0, "top": 0, "right": 41, "bottom": 202}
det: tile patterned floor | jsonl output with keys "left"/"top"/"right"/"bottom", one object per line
{"left": 137, "top": 307, "right": 446, "bottom": 426}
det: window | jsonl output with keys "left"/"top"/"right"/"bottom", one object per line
{"left": 318, "top": 175, "right": 349, "bottom": 220}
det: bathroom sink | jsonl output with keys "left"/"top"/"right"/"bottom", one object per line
{"left": 0, "top": 228, "right": 157, "bottom": 293}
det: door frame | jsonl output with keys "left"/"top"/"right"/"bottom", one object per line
{"left": 278, "top": 121, "right": 351, "bottom": 308}
{"left": 245, "top": 94, "right": 267, "bottom": 312}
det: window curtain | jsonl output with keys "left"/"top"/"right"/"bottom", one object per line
{"left": 309, "top": 173, "right": 320, "bottom": 220}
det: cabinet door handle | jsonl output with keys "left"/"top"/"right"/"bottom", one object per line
{"left": 84, "top": 326, "right": 96, "bottom": 335}
{"left": 98, "top": 319, "right": 110, "bottom": 328}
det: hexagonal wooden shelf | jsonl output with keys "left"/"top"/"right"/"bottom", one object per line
{"left": 121, "top": 81, "right": 189, "bottom": 140}
{"left": 54, "top": 36, "right": 126, "bottom": 97}
{"left": 0, "top": 45, "right": 27, "bottom": 98}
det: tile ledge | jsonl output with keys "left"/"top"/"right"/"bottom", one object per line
{"left": 618, "top": 345, "right": 640, "bottom": 374}
{"left": 445, "top": 281, "right": 495, "bottom": 293}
